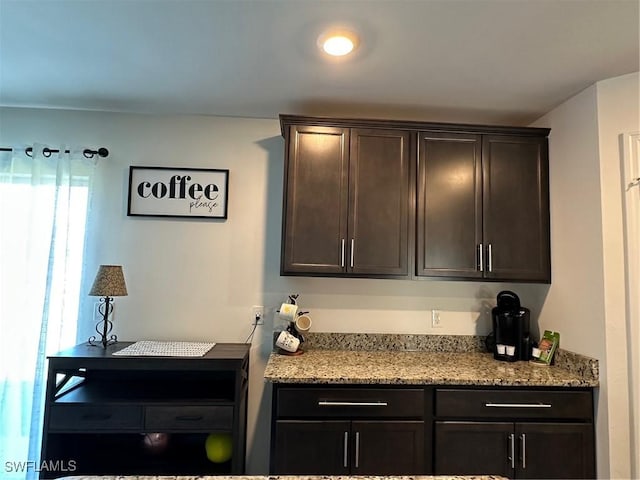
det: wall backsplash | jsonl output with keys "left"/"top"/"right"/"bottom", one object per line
{"left": 264, "top": 279, "right": 550, "bottom": 339}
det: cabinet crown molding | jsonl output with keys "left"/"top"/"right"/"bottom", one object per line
{"left": 279, "top": 114, "right": 550, "bottom": 138}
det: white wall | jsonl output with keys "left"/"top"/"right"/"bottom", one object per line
{"left": 596, "top": 72, "right": 639, "bottom": 480}
{"left": 0, "top": 106, "right": 549, "bottom": 473}
{"left": 621, "top": 131, "right": 640, "bottom": 480}
{"left": 532, "top": 72, "right": 640, "bottom": 479}
{"left": 532, "top": 85, "right": 611, "bottom": 477}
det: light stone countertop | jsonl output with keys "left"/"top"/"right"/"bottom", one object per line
{"left": 263, "top": 349, "right": 598, "bottom": 387}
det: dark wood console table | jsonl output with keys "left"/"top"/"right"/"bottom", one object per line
{"left": 40, "top": 342, "right": 249, "bottom": 478}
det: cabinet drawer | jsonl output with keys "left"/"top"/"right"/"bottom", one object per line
{"left": 277, "top": 388, "right": 424, "bottom": 418}
{"left": 48, "top": 405, "right": 142, "bottom": 431}
{"left": 145, "top": 405, "right": 233, "bottom": 431}
{"left": 435, "top": 389, "right": 593, "bottom": 420}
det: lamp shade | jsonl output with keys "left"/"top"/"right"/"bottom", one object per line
{"left": 89, "top": 265, "right": 128, "bottom": 297}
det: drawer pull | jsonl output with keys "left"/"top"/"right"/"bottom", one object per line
{"left": 488, "top": 243, "right": 493, "bottom": 272}
{"left": 174, "top": 415, "right": 204, "bottom": 422}
{"left": 350, "top": 239, "right": 355, "bottom": 268}
{"left": 485, "top": 402, "right": 552, "bottom": 408}
{"left": 509, "top": 433, "right": 515, "bottom": 469}
{"left": 318, "top": 401, "right": 388, "bottom": 407}
{"left": 343, "top": 432, "right": 349, "bottom": 468}
{"left": 81, "top": 413, "right": 112, "bottom": 421}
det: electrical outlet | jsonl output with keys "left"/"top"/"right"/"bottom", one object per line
{"left": 431, "top": 309, "right": 442, "bottom": 328}
{"left": 251, "top": 305, "right": 264, "bottom": 325}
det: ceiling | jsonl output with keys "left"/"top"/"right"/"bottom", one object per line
{"left": 0, "top": 0, "right": 638, "bottom": 125}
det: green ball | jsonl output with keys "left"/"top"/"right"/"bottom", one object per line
{"left": 205, "top": 432, "right": 233, "bottom": 463}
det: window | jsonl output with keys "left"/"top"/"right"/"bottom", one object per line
{"left": 0, "top": 147, "right": 95, "bottom": 479}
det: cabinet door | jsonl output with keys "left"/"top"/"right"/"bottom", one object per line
{"left": 272, "top": 420, "right": 350, "bottom": 475}
{"left": 417, "top": 132, "right": 483, "bottom": 278}
{"left": 282, "top": 125, "right": 349, "bottom": 274}
{"left": 482, "top": 135, "right": 550, "bottom": 282}
{"left": 515, "top": 423, "right": 595, "bottom": 479}
{"left": 434, "top": 421, "right": 513, "bottom": 477}
{"left": 352, "top": 420, "right": 425, "bottom": 475}
{"left": 348, "top": 129, "right": 411, "bottom": 276}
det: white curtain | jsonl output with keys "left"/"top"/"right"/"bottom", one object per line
{"left": 0, "top": 145, "right": 96, "bottom": 479}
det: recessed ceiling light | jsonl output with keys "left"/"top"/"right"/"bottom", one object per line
{"left": 318, "top": 30, "right": 359, "bottom": 57}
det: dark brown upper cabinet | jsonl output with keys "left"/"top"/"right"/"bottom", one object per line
{"left": 417, "top": 132, "right": 483, "bottom": 279}
{"left": 348, "top": 128, "right": 411, "bottom": 276}
{"left": 281, "top": 121, "right": 411, "bottom": 277}
{"left": 482, "top": 136, "right": 550, "bottom": 282}
{"left": 280, "top": 115, "right": 550, "bottom": 283}
{"left": 281, "top": 124, "right": 349, "bottom": 275}
{"left": 417, "top": 132, "right": 550, "bottom": 282}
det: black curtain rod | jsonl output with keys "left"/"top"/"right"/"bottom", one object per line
{"left": 0, "top": 146, "right": 109, "bottom": 158}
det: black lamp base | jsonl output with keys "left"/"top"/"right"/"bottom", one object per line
{"left": 88, "top": 296, "right": 118, "bottom": 349}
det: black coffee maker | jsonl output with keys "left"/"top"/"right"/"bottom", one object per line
{"left": 491, "top": 290, "right": 530, "bottom": 362}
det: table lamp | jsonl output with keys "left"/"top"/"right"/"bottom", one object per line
{"left": 88, "top": 265, "right": 128, "bottom": 348}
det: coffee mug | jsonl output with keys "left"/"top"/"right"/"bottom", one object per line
{"left": 278, "top": 303, "right": 298, "bottom": 321}
{"left": 295, "top": 314, "right": 312, "bottom": 333}
{"left": 276, "top": 330, "right": 300, "bottom": 353}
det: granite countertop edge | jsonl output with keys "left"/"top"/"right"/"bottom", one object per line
{"left": 263, "top": 374, "right": 597, "bottom": 387}
{"left": 263, "top": 333, "right": 599, "bottom": 388}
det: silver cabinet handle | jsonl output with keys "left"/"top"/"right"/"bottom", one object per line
{"left": 318, "top": 401, "right": 388, "bottom": 407}
{"left": 485, "top": 403, "right": 552, "bottom": 408}
{"left": 350, "top": 238, "right": 355, "bottom": 268}
{"left": 354, "top": 431, "right": 360, "bottom": 468}
{"left": 521, "top": 433, "right": 526, "bottom": 469}
{"left": 478, "top": 243, "right": 484, "bottom": 272}
{"left": 343, "top": 431, "right": 349, "bottom": 468}
{"left": 341, "top": 239, "right": 345, "bottom": 268}
{"left": 487, "top": 243, "right": 493, "bottom": 272}
{"left": 509, "top": 433, "right": 515, "bottom": 469}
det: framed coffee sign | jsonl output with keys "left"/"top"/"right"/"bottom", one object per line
{"left": 127, "top": 166, "right": 229, "bottom": 219}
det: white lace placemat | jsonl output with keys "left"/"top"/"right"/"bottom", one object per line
{"left": 113, "top": 340, "right": 215, "bottom": 357}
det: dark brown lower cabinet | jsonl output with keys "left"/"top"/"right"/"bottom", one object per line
{"left": 433, "top": 387, "right": 595, "bottom": 479}
{"left": 270, "top": 384, "right": 594, "bottom": 478}
{"left": 270, "top": 385, "right": 427, "bottom": 475}
{"left": 354, "top": 420, "right": 425, "bottom": 474}
{"left": 513, "top": 422, "right": 594, "bottom": 479}
{"left": 435, "top": 421, "right": 513, "bottom": 477}
{"left": 435, "top": 421, "right": 594, "bottom": 479}
{"left": 273, "top": 420, "right": 424, "bottom": 475}
{"left": 273, "top": 420, "right": 350, "bottom": 474}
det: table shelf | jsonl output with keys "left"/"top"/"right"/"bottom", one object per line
{"left": 40, "top": 342, "right": 249, "bottom": 478}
